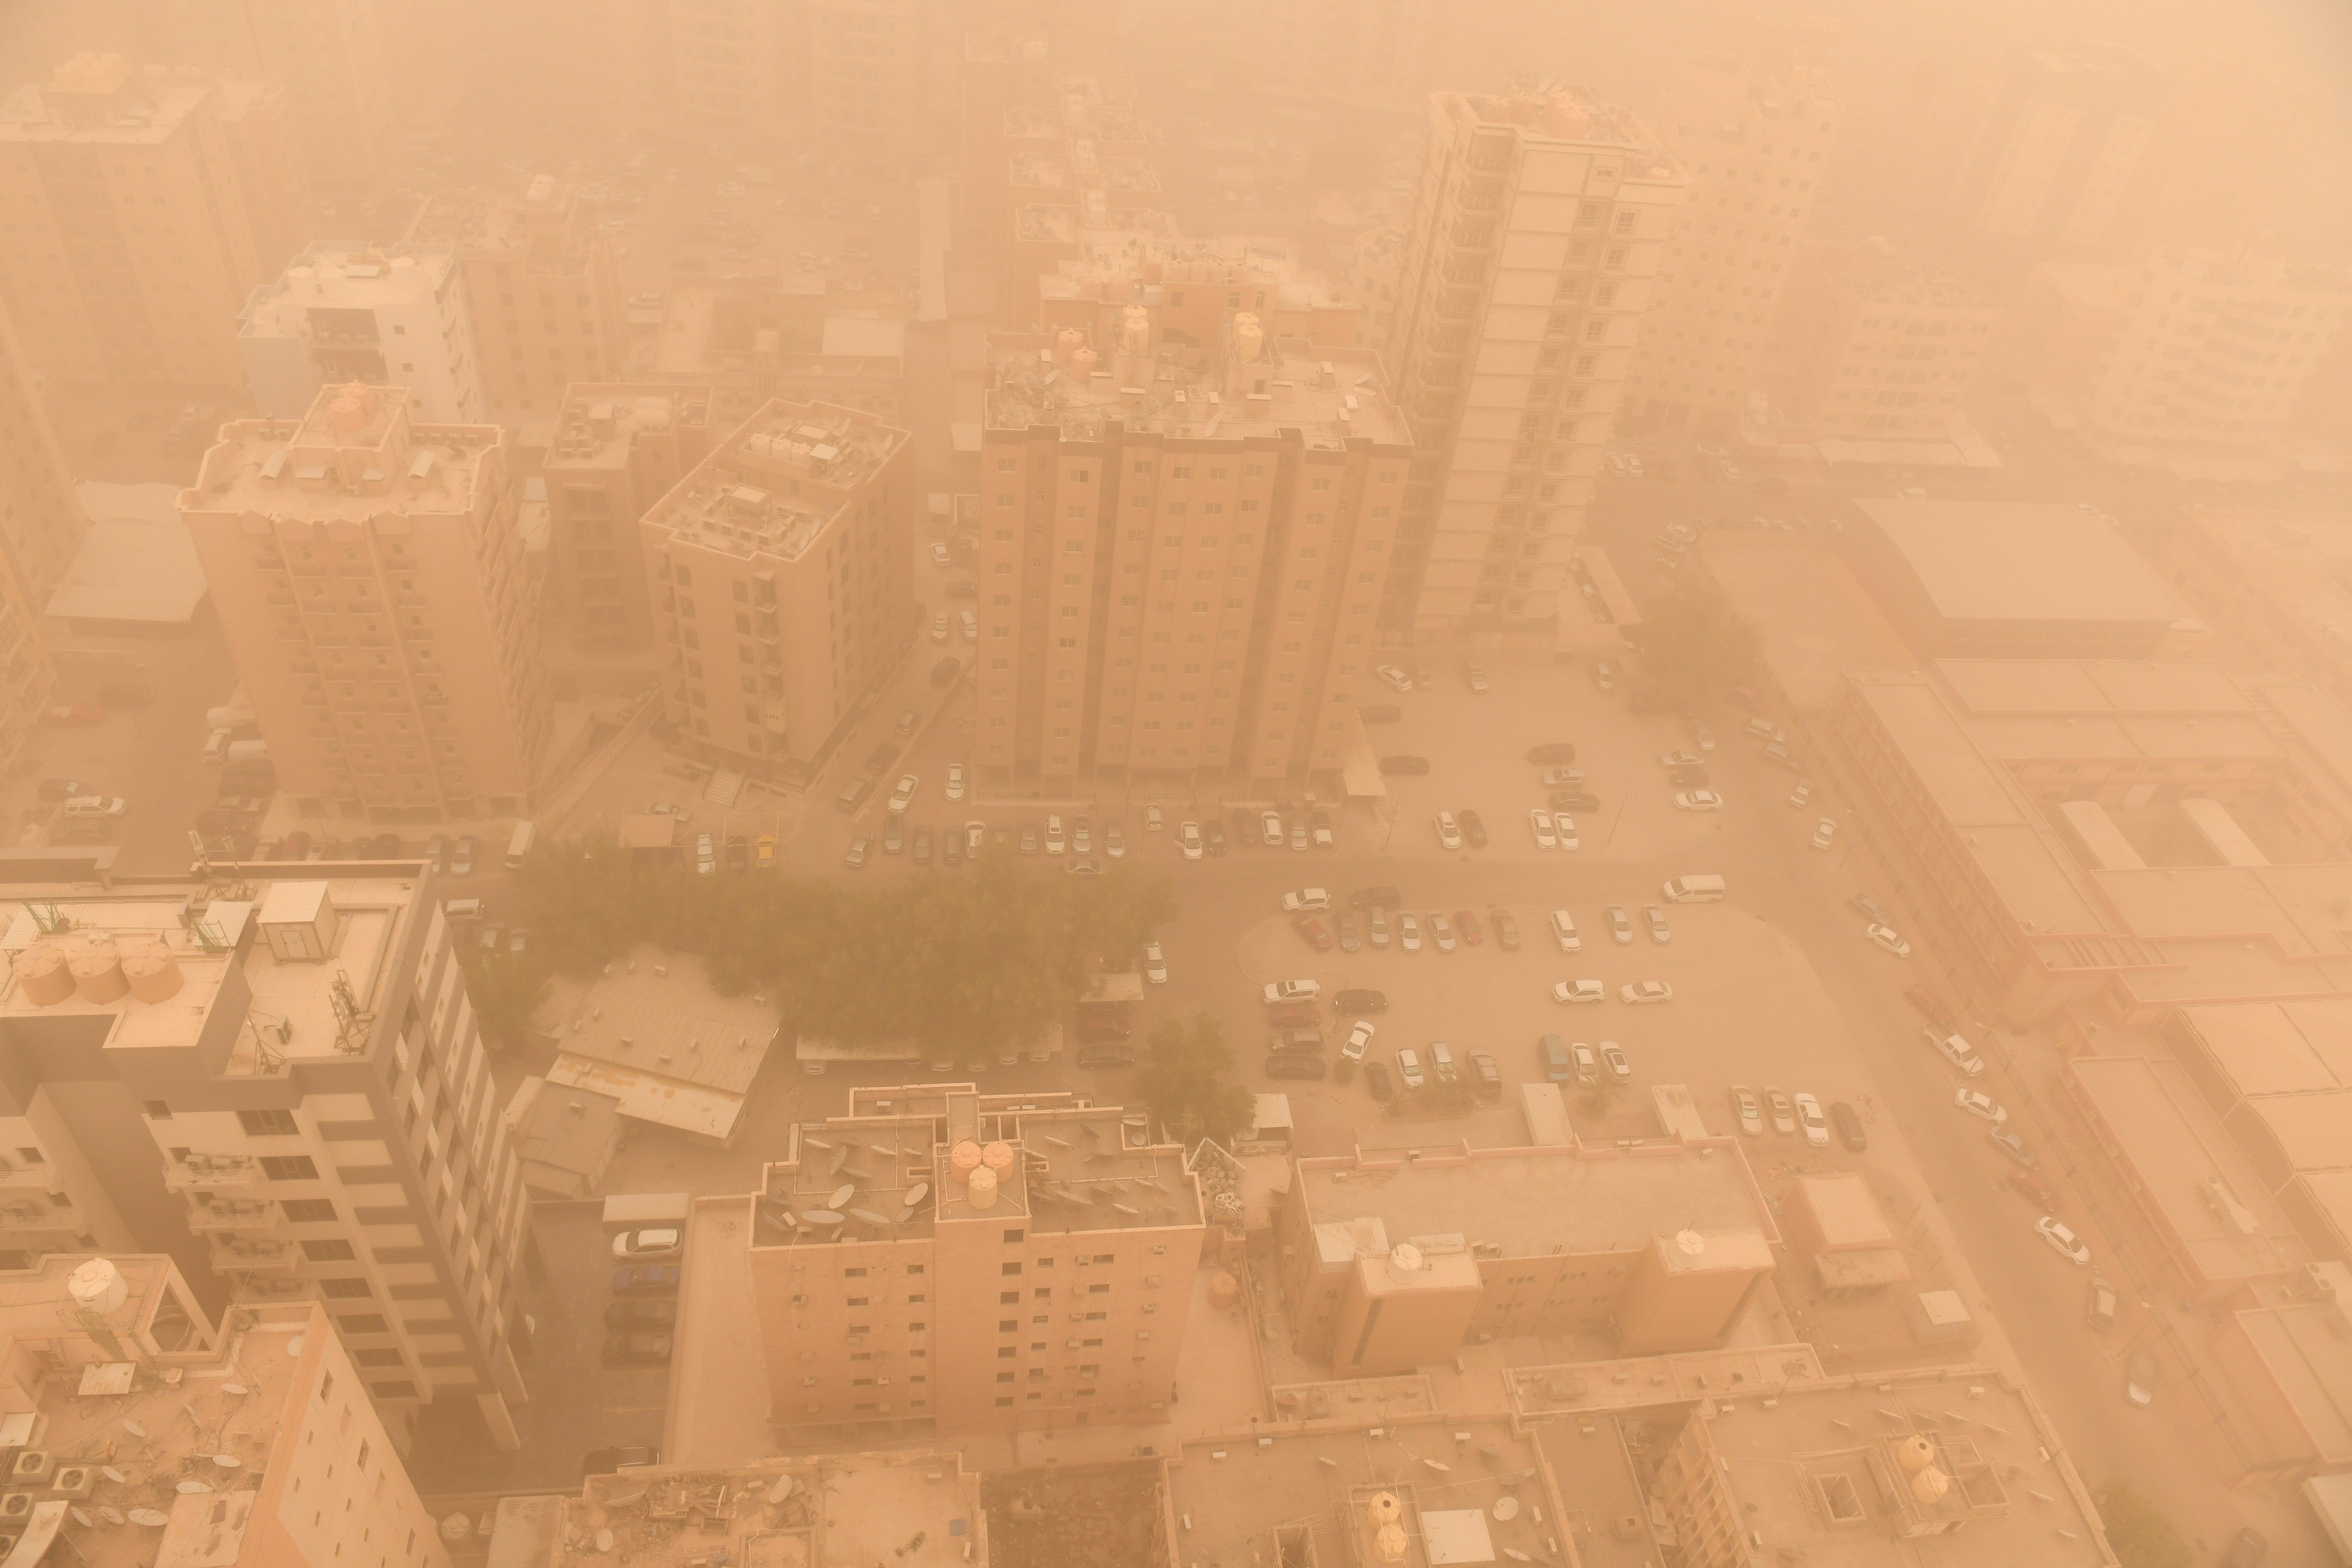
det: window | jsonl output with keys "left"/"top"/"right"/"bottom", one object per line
{"left": 238, "top": 1109, "right": 300, "bottom": 1137}
{"left": 354, "top": 1349, "right": 404, "bottom": 1368}
{"left": 301, "top": 1239, "right": 357, "bottom": 1262}
{"left": 339, "top": 1314, "right": 389, "bottom": 1334}
{"left": 282, "top": 1199, "right": 336, "bottom": 1222}
{"left": 1001, "top": 1262, "right": 1022, "bottom": 1276}
{"left": 260, "top": 1156, "right": 319, "bottom": 1181}
{"left": 370, "top": 1381, "right": 417, "bottom": 1400}
{"left": 319, "top": 1278, "right": 371, "bottom": 1299}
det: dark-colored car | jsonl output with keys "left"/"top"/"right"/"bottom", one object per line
{"left": 1667, "top": 766, "right": 1710, "bottom": 789}
{"left": 2007, "top": 1169, "right": 2060, "bottom": 1210}
{"left": 1076, "top": 1046, "right": 1138, "bottom": 1069}
{"left": 912, "top": 827, "right": 933, "bottom": 865}
{"left": 1379, "top": 755, "right": 1431, "bottom": 776}
{"left": 1550, "top": 791, "right": 1601, "bottom": 813}
{"left": 864, "top": 742, "right": 899, "bottom": 776}
{"left": 1265, "top": 1054, "right": 1328, "bottom": 1080}
{"left": 1363, "top": 1061, "right": 1395, "bottom": 1101}
{"left": 1333, "top": 989, "right": 1388, "bottom": 1016}
{"left": 612, "top": 1264, "right": 680, "bottom": 1295}
{"left": 1830, "top": 1101, "right": 1868, "bottom": 1151}
{"left": 1267, "top": 1000, "right": 1321, "bottom": 1027}
{"left": 1849, "top": 892, "right": 1889, "bottom": 923}
{"left": 883, "top": 815, "right": 904, "bottom": 854}
{"left": 1470, "top": 1049, "right": 1502, "bottom": 1099}
{"left": 1537, "top": 1034, "right": 1573, "bottom": 1083}
{"left": 1458, "top": 809, "right": 1487, "bottom": 848}
{"left": 581, "top": 1446, "right": 660, "bottom": 1476}
{"left": 603, "top": 1332, "right": 674, "bottom": 1366}
{"left": 1206, "top": 820, "right": 1228, "bottom": 855}
{"left": 1490, "top": 910, "right": 1521, "bottom": 951}
{"left": 725, "top": 835, "right": 749, "bottom": 872}
{"left": 605, "top": 1298, "right": 679, "bottom": 1330}
{"left": 1230, "top": 806, "right": 1257, "bottom": 848}
{"left": 195, "top": 807, "right": 253, "bottom": 834}
{"left": 1527, "top": 743, "right": 1578, "bottom": 764}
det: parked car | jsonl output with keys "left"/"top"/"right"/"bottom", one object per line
{"left": 1076, "top": 1046, "right": 1138, "bottom": 1070}
{"left": 1266, "top": 1001, "right": 1320, "bottom": 1028}
{"left": 1811, "top": 818, "right": 1837, "bottom": 850}
{"left": 1470, "top": 1050, "right": 1501, "bottom": 1099}
{"left": 1599, "top": 1042, "right": 1632, "bottom": 1084}
{"left": 1954, "top": 1087, "right": 2009, "bottom": 1125}
{"left": 1456, "top": 909, "right": 1483, "bottom": 946}
{"left": 1376, "top": 665, "right": 1414, "bottom": 693}
{"left": 1791, "top": 1092, "right": 1830, "bottom": 1147}
{"left": 1458, "top": 809, "right": 1487, "bottom": 848}
{"left": 612, "top": 1264, "right": 681, "bottom": 1295}
{"left": 1924, "top": 1028, "right": 1985, "bottom": 1076}
{"left": 1393, "top": 1048, "right": 1425, "bottom": 1090}
{"left": 1490, "top": 911, "right": 1520, "bottom": 950}
{"left": 1552, "top": 979, "right": 1606, "bottom": 1005}
{"left": 1398, "top": 912, "right": 1422, "bottom": 951}
{"left": 1552, "top": 790, "right": 1601, "bottom": 813}
{"left": 1848, "top": 892, "right": 1889, "bottom": 923}
{"left": 1341, "top": 1021, "right": 1376, "bottom": 1061}
{"left": 2084, "top": 1275, "right": 2118, "bottom": 1332}
{"left": 1764, "top": 1087, "right": 1797, "bottom": 1135}
{"left": 1178, "top": 821, "right": 1203, "bottom": 859}
{"left": 1428, "top": 912, "right": 1456, "bottom": 952}
{"left": 1262, "top": 979, "right": 1320, "bottom": 1004}
{"left": 2009, "top": 1169, "right": 2060, "bottom": 1211}
{"left": 1143, "top": 942, "right": 1167, "bottom": 985}
{"left": 1607, "top": 905, "right": 1633, "bottom": 944}
{"left": 1529, "top": 809, "right": 1558, "bottom": 850}
{"left": 1728, "top": 1086, "right": 1764, "bottom": 1136}
{"left": 1830, "top": 1101, "right": 1868, "bottom": 1151}
{"left": 1537, "top": 1034, "right": 1573, "bottom": 1082}
{"left": 1290, "top": 914, "right": 1333, "bottom": 951}
{"left": 1433, "top": 812, "right": 1461, "bottom": 850}
{"left": 1364, "top": 1061, "right": 1395, "bottom": 1101}
{"left": 1335, "top": 913, "right": 1361, "bottom": 953}
{"left": 605, "top": 1298, "right": 678, "bottom": 1330}
{"left": 612, "top": 1227, "right": 682, "bottom": 1260}
{"left": 1904, "top": 984, "right": 1956, "bottom": 1028}
{"left": 1461, "top": 662, "right": 1488, "bottom": 694}
{"left": 1644, "top": 905, "right": 1671, "bottom": 944}
{"left": 2035, "top": 1214, "right": 2091, "bottom": 1266}
{"left": 1989, "top": 1126, "right": 2037, "bottom": 1167}
{"left": 1866, "top": 924, "right": 1912, "bottom": 958}
{"left": 1673, "top": 790, "right": 1724, "bottom": 812}
{"left": 1282, "top": 888, "right": 1331, "bottom": 913}
{"left": 2124, "top": 1349, "right": 2158, "bottom": 1407}
{"left": 1620, "top": 980, "right": 1674, "bottom": 1005}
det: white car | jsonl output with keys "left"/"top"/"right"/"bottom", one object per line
{"left": 1924, "top": 1028, "right": 1985, "bottom": 1077}
{"left": 1394, "top": 1048, "right": 1425, "bottom": 1090}
{"left": 1281, "top": 888, "right": 1332, "bottom": 913}
{"left": 1729, "top": 1086, "right": 1764, "bottom": 1136}
{"left": 960, "top": 610, "right": 978, "bottom": 642}
{"left": 1540, "top": 768, "right": 1585, "bottom": 788}
{"left": 1262, "top": 979, "right": 1320, "bottom": 1004}
{"left": 1954, "top": 1087, "right": 2008, "bottom": 1126}
{"left": 1607, "top": 905, "right": 1633, "bottom": 944}
{"left": 1549, "top": 910, "right": 1580, "bottom": 952}
{"left": 1552, "top": 979, "right": 1607, "bottom": 1005}
{"left": 62, "top": 795, "right": 128, "bottom": 817}
{"left": 1745, "top": 717, "right": 1784, "bottom": 742}
{"left": 888, "top": 774, "right": 919, "bottom": 812}
{"left": 612, "top": 1227, "right": 681, "bottom": 1260}
{"left": 1599, "top": 1042, "right": 1632, "bottom": 1083}
{"left": 930, "top": 542, "right": 951, "bottom": 569}
{"left": 1260, "top": 809, "right": 1284, "bottom": 846}
{"left": 964, "top": 821, "right": 986, "bottom": 855}
{"left": 1428, "top": 912, "right": 1457, "bottom": 953}
{"left": 1145, "top": 805, "right": 1163, "bottom": 832}
{"left": 1811, "top": 818, "right": 1836, "bottom": 850}
{"left": 1620, "top": 980, "right": 1674, "bottom": 1005}
{"left": 1792, "top": 1092, "right": 1831, "bottom": 1148}
{"left": 1398, "top": 912, "right": 1423, "bottom": 952}
{"left": 1434, "top": 811, "right": 1462, "bottom": 851}
{"left": 1143, "top": 941, "right": 1167, "bottom": 985}
{"left": 1044, "top": 816, "right": 1066, "bottom": 854}
{"left": 1788, "top": 780, "right": 1813, "bottom": 808}
{"left": 1105, "top": 823, "right": 1125, "bottom": 858}
{"left": 1674, "top": 790, "right": 1724, "bottom": 812}
{"left": 1528, "top": 809, "right": 1557, "bottom": 850}
{"left": 1658, "top": 751, "right": 1703, "bottom": 770}
{"left": 1178, "top": 821, "right": 1203, "bottom": 860}
{"left": 1375, "top": 665, "right": 1414, "bottom": 693}
{"left": 929, "top": 615, "right": 950, "bottom": 643}
{"left": 2035, "top": 1215, "right": 2091, "bottom": 1266}
{"left": 1553, "top": 813, "right": 1579, "bottom": 851}
{"left": 945, "top": 763, "right": 966, "bottom": 802}
{"left": 1645, "top": 905, "right": 1671, "bottom": 944}
{"left": 1342, "top": 1021, "right": 1376, "bottom": 1061}
{"left": 1866, "top": 924, "right": 1912, "bottom": 958}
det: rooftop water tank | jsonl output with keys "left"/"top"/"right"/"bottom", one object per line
{"left": 67, "top": 1258, "right": 126, "bottom": 1317}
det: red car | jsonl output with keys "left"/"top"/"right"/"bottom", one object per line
{"left": 42, "top": 705, "right": 105, "bottom": 727}
{"left": 2007, "top": 1169, "right": 2060, "bottom": 1211}
{"left": 1905, "top": 984, "right": 1956, "bottom": 1029}
{"left": 1290, "top": 913, "right": 1333, "bottom": 952}
{"left": 1077, "top": 1012, "right": 1132, "bottom": 1042}
{"left": 1455, "top": 909, "right": 1483, "bottom": 946}
{"left": 1266, "top": 1000, "right": 1319, "bottom": 1027}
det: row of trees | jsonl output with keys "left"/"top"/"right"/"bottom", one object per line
{"left": 504, "top": 835, "right": 1179, "bottom": 1071}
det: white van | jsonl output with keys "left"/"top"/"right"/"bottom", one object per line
{"left": 505, "top": 819, "right": 536, "bottom": 871}
{"left": 1549, "top": 910, "right": 1581, "bottom": 952}
{"left": 202, "top": 728, "right": 234, "bottom": 764}
{"left": 442, "top": 897, "right": 484, "bottom": 922}
{"left": 1662, "top": 873, "right": 1726, "bottom": 903}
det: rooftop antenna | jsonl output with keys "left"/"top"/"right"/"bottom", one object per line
{"left": 24, "top": 901, "right": 69, "bottom": 936}
{"left": 329, "top": 970, "right": 374, "bottom": 1055}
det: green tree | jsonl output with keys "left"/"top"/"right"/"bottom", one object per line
{"left": 2092, "top": 1481, "right": 2193, "bottom": 1568}
{"left": 1636, "top": 582, "right": 1763, "bottom": 704}
{"left": 460, "top": 951, "right": 549, "bottom": 1052}
{"left": 1136, "top": 1012, "right": 1254, "bottom": 1146}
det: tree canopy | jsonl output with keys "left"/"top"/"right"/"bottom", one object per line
{"left": 1135, "top": 1012, "right": 1255, "bottom": 1147}
{"left": 1634, "top": 582, "right": 1762, "bottom": 704}
{"left": 2091, "top": 1481, "right": 2192, "bottom": 1568}
{"left": 509, "top": 837, "right": 1178, "bottom": 1064}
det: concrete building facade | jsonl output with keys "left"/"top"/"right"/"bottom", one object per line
{"left": 0, "top": 872, "right": 536, "bottom": 1450}
{"left": 0, "top": 299, "right": 70, "bottom": 767}
{"left": 1382, "top": 86, "right": 1688, "bottom": 640}
{"left": 181, "top": 384, "right": 551, "bottom": 824}
{"left": 2164, "top": 511, "right": 2352, "bottom": 710}
{"left": 750, "top": 1083, "right": 1203, "bottom": 1438}
{"left": 542, "top": 384, "right": 719, "bottom": 664}
{"left": 239, "top": 244, "right": 485, "bottom": 425}
{"left": 0, "top": 55, "right": 304, "bottom": 400}
{"left": 1946, "top": 43, "right": 2167, "bottom": 269}
{"left": 0, "top": 1254, "right": 458, "bottom": 1568}
{"left": 405, "top": 178, "right": 630, "bottom": 425}
{"left": 638, "top": 399, "right": 913, "bottom": 784}
{"left": 1627, "top": 58, "right": 1840, "bottom": 434}
{"left": 978, "top": 326, "right": 1409, "bottom": 794}
{"left": 1768, "top": 239, "right": 1999, "bottom": 439}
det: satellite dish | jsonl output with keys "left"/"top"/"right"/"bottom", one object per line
{"left": 1492, "top": 1497, "right": 1520, "bottom": 1522}
{"left": 287, "top": 1336, "right": 304, "bottom": 1355}
{"left": 766, "top": 1474, "right": 795, "bottom": 1505}
{"left": 595, "top": 1530, "right": 615, "bottom": 1553}
{"left": 69, "top": 1509, "right": 91, "bottom": 1529}
{"left": 222, "top": 1382, "right": 247, "bottom": 1396}
{"left": 175, "top": 1482, "right": 212, "bottom": 1495}
{"left": 828, "top": 1183, "right": 856, "bottom": 1210}
{"left": 801, "top": 1211, "right": 844, "bottom": 1227}
{"left": 123, "top": 1420, "right": 146, "bottom": 1438}
{"left": 905, "top": 1182, "right": 930, "bottom": 1207}
{"left": 100, "top": 1468, "right": 124, "bottom": 1484}
{"left": 847, "top": 1208, "right": 890, "bottom": 1227}
{"left": 211, "top": 1455, "right": 241, "bottom": 1469}
{"left": 97, "top": 1507, "right": 124, "bottom": 1525}
{"left": 127, "top": 1511, "right": 169, "bottom": 1528}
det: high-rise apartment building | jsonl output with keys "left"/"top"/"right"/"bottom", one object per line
{"left": 638, "top": 399, "right": 913, "bottom": 784}
{"left": 0, "top": 55, "right": 303, "bottom": 400}
{"left": 1946, "top": 43, "right": 2166, "bottom": 270}
{"left": 0, "top": 871, "right": 536, "bottom": 1448}
{"left": 751, "top": 1082, "right": 1203, "bottom": 1437}
{"left": 665, "top": 0, "right": 798, "bottom": 139}
{"left": 405, "top": 178, "right": 630, "bottom": 425}
{"left": 0, "top": 291, "right": 84, "bottom": 626}
{"left": 542, "top": 384, "right": 718, "bottom": 665}
{"left": 0, "top": 1255, "right": 457, "bottom": 1568}
{"left": 180, "top": 384, "right": 551, "bottom": 824}
{"left": 978, "top": 322, "right": 1409, "bottom": 793}
{"left": 1767, "top": 239, "right": 1999, "bottom": 439}
{"left": 1383, "top": 87, "right": 1688, "bottom": 641}
{"left": 808, "top": 0, "right": 940, "bottom": 160}
{"left": 1626, "top": 58, "right": 1839, "bottom": 434}
{"left": 239, "top": 244, "right": 485, "bottom": 424}
{"left": 2080, "top": 250, "right": 2349, "bottom": 451}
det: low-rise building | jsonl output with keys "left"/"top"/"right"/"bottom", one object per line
{"left": 240, "top": 244, "right": 483, "bottom": 423}
{"left": 1276, "top": 1140, "right": 1778, "bottom": 1376}
{"left": 749, "top": 1083, "right": 1204, "bottom": 1438}
{"left": 539, "top": 948, "right": 779, "bottom": 1145}
{"left": 1766, "top": 237, "right": 2000, "bottom": 441}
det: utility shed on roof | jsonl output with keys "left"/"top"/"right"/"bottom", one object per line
{"left": 502, "top": 1076, "right": 621, "bottom": 1199}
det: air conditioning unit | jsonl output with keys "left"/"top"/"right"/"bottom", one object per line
{"left": 0, "top": 1492, "right": 35, "bottom": 1520}
{"left": 9, "top": 1452, "right": 52, "bottom": 1486}
{"left": 0, "top": 1530, "right": 20, "bottom": 1557}
{"left": 48, "top": 1468, "right": 92, "bottom": 1500}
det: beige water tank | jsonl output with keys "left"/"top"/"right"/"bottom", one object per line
{"left": 1231, "top": 312, "right": 1264, "bottom": 362}
{"left": 69, "top": 939, "right": 127, "bottom": 1005}
{"left": 1054, "top": 328, "right": 1087, "bottom": 363}
{"left": 1209, "top": 1272, "right": 1240, "bottom": 1310}
{"left": 14, "top": 942, "right": 76, "bottom": 1006}
{"left": 330, "top": 394, "right": 368, "bottom": 432}
{"left": 1894, "top": 1435, "right": 1936, "bottom": 1473}
{"left": 1367, "top": 1493, "right": 1402, "bottom": 1525}
{"left": 967, "top": 1164, "right": 998, "bottom": 1210}
{"left": 1374, "top": 1523, "right": 1409, "bottom": 1563}
{"left": 1069, "top": 347, "right": 1099, "bottom": 379}
{"left": 67, "top": 1258, "right": 128, "bottom": 1317}
{"left": 950, "top": 1141, "right": 984, "bottom": 1180}
{"left": 1120, "top": 304, "right": 1152, "bottom": 355}
{"left": 981, "top": 1141, "right": 1016, "bottom": 1176}
{"left": 1910, "top": 1465, "right": 1950, "bottom": 1506}
{"left": 120, "top": 938, "right": 184, "bottom": 1003}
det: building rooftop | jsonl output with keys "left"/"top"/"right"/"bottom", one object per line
{"left": 982, "top": 1462, "right": 1161, "bottom": 1568}
{"left": 184, "top": 383, "right": 497, "bottom": 522}
{"left": 557, "top": 1456, "right": 988, "bottom": 1568}
{"left": 757, "top": 1086, "right": 1200, "bottom": 1249}
{"left": 1452, "top": 85, "right": 1658, "bottom": 157}
{"left": 1035, "top": 234, "right": 1347, "bottom": 311}
{"left": 405, "top": 175, "right": 598, "bottom": 272}
{"left": 2174, "top": 999, "right": 2352, "bottom": 1096}
{"left": 0, "top": 57, "right": 269, "bottom": 146}
{"left": 2229, "top": 1296, "right": 2352, "bottom": 1465}
{"left": 986, "top": 336, "right": 1407, "bottom": 449}
{"left": 1295, "top": 1142, "right": 1777, "bottom": 1262}
{"left": 546, "top": 385, "right": 713, "bottom": 469}
{"left": 240, "top": 244, "right": 460, "bottom": 338}
{"left": 1855, "top": 500, "right": 2186, "bottom": 627}
{"left": 0, "top": 875, "right": 419, "bottom": 1074}
{"left": 542, "top": 947, "right": 776, "bottom": 1094}
{"left": 48, "top": 487, "right": 208, "bottom": 630}
{"left": 639, "top": 400, "right": 906, "bottom": 564}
